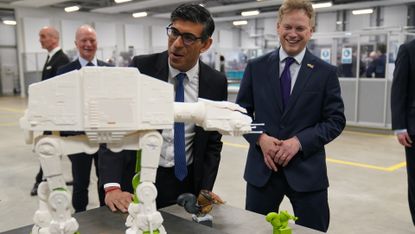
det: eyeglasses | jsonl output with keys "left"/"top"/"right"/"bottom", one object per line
{"left": 166, "top": 25, "right": 204, "bottom": 46}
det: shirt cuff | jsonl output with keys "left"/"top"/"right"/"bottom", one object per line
{"left": 104, "top": 183, "right": 121, "bottom": 189}
{"left": 394, "top": 129, "right": 407, "bottom": 135}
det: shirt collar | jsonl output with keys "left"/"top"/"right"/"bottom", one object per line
{"left": 168, "top": 60, "right": 199, "bottom": 82}
{"left": 48, "top": 47, "right": 61, "bottom": 58}
{"left": 279, "top": 47, "right": 306, "bottom": 65}
{"left": 78, "top": 56, "right": 98, "bottom": 67}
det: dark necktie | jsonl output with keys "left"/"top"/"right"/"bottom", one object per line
{"left": 280, "top": 57, "right": 295, "bottom": 109}
{"left": 42, "top": 55, "right": 50, "bottom": 71}
{"left": 86, "top": 61, "right": 94, "bottom": 66}
{"left": 174, "top": 73, "right": 187, "bottom": 181}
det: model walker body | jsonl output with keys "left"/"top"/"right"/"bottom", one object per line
{"left": 20, "top": 67, "right": 252, "bottom": 234}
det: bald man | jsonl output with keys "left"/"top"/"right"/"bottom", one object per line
{"left": 56, "top": 25, "right": 111, "bottom": 212}
{"left": 31, "top": 26, "right": 70, "bottom": 196}
{"left": 39, "top": 26, "right": 70, "bottom": 81}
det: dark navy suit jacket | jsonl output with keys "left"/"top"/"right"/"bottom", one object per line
{"left": 42, "top": 49, "right": 70, "bottom": 81}
{"left": 391, "top": 39, "right": 415, "bottom": 134}
{"left": 56, "top": 59, "right": 112, "bottom": 75}
{"left": 236, "top": 48, "right": 345, "bottom": 192}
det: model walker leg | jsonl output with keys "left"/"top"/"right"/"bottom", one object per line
{"left": 125, "top": 131, "right": 166, "bottom": 234}
{"left": 33, "top": 136, "right": 79, "bottom": 234}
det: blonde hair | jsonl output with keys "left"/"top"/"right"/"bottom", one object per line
{"left": 278, "top": 0, "right": 315, "bottom": 28}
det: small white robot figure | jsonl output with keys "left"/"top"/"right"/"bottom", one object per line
{"left": 20, "top": 67, "right": 253, "bottom": 234}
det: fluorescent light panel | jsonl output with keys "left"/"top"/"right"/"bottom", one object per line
{"left": 65, "top": 5, "right": 80, "bottom": 12}
{"left": 132, "top": 12, "right": 148, "bottom": 18}
{"left": 233, "top": 20, "right": 248, "bottom": 26}
{"left": 352, "top": 8, "right": 373, "bottom": 15}
{"left": 312, "top": 2, "right": 332, "bottom": 9}
{"left": 241, "top": 10, "right": 259, "bottom": 17}
{"left": 114, "top": 0, "right": 132, "bottom": 3}
{"left": 3, "top": 20, "right": 16, "bottom": 25}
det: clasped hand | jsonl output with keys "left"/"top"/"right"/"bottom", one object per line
{"left": 258, "top": 134, "right": 301, "bottom": 171}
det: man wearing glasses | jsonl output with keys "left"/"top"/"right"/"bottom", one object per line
{"left": 100, "top": 3, "right": 227, "bottom": 213}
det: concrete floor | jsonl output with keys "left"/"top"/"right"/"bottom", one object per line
{"left": 0, "top": 95, "right": 413, "bottom": 233}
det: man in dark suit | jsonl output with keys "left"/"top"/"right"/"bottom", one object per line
{"left": 100, "top": 3, "right": 227, "bottom": 213}
{"left": 30, "top": 26, "right": 70, "bottom": 196}
{"left": 56, "top": 24, "right": 111, "bottom": 212}
{"left": 236, "top": 0, "right": 345, "bottom": 232}
{"left": 391, "top": 39, "right": 415, "bottom": 225}
{"left": 366, "top": 43, "right": 386, "bottom": 78}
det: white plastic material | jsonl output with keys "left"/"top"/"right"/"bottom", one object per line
{"left": 20, "top": 67, "right": 252, "bottom": 234}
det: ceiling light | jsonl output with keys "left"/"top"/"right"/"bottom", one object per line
{"left": 233, "top": 20, "right": 248, "bottom": 26}
{"left": 352, "top": 9, "right": 373, "bottom": 15}
{"left": 312, "top": 2, "right": 332, "bottom": 9}
{"left": 132, "top": 12, "right": 148, "bottom": 18}
{"left": 3, "top": 20, "right": 16, "bottom": 25}
{"left": 114, "top": 0, "right": 132, "bottom": 3}
{"left": 199, "top": 3, "right": 205, "bottom": 7}
{"left": 65, "top": 5, "right": 80, "bottom": 12}
{"left": 241, "top": 10, "right": 259, "bottom": 17}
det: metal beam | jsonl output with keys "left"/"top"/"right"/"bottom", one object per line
{"left": 11, "top": 0, "right": 71, "bottom": 8}
{"left": 91, "top": 0, "right": 195, "bottom": 14}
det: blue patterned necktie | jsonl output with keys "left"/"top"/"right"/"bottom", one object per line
{"left": 174, "top": 73, "right": 187, "bottom": 181}
{"left": 280, "top": 57, "right": 295, "bottom": 109}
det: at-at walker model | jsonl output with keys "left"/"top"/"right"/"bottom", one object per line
{"left": 20, "top": 67, "right": 253, "bottom": 234}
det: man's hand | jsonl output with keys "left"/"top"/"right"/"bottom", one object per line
{"left": 397, "top": 132, "right": 413, "bottom": 147}
{"left": 274, "top": 136, "right": 301, "bottom": 167}
{"left": 105, "top": 189, "right": 133, "bottom": 213}
{"left": 258, "top": 134, "right": 282, "bottom": 171}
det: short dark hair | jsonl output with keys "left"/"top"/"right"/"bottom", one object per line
{"left": 170, "top": 3, "right": 215, "bottom": 41}
{"left": 377, "top": 44, "right": 386, "bottom": 54}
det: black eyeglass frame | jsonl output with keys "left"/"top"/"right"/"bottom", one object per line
{"left": 166, "top": 24, "right": 206, "bottom": 46}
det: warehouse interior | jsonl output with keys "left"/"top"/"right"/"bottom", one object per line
{"left": 1, "top": 0, "right": 415, "bottom": 233}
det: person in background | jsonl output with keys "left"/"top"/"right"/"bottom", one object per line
{"left": 56, "top": 24, "right": 112, "bottom": 212}
{"left": 366, "top": 44, "right": 386, "bottom": 78}
{"left": 391, "top": 39, "right": 415, "bottom": 226}
{"left": 236, "top": 0, "right": 345, "bottom": 232}
{"left": 30, "top": 26, "right": 70, "bottom": 196}
{"left": 219, "top": 55, "right": 226, "bottom": 74}
{"left": 100, "top": 3, "right": 227, "bottom": 213}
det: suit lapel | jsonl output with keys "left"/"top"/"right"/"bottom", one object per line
{"left": 198, "top": 61, "right": 209, "bottom": 99}
{"left": 48, "top": 50, "right": 61, "bottom": 65}
{"left": 156, "top": 52, "right": 169, "bottom": 82}
{"left": 283, "top": 49, "right": 315, "bottom": 116}
{"left": 268, "top": 50, "right": 283, "bottom": 112}
{"left": 75, "top": 60, "right": 82, "bottom": 70}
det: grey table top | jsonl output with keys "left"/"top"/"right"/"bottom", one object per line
{"left": 161, "top": 204, "right": 324, "bottom": 234}
{"left": 1, "top": 206, "right": 225, "bottom": 234}
{"left": 2, "top": 205, "right": 323, "bottom": 234}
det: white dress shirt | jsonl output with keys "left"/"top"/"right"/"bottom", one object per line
{"left": 279, "top": 47, "right": 306, "bottom": 92}
{"left": 159, "top": 61, "right": 199, "bottom": 167}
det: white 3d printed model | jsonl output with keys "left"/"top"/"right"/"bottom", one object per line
{"left": 20, "top": 67, "right": 252, "bottom": 234}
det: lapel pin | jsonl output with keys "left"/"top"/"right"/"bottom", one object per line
{"left": 307, "top": 64, "right": 314, "bottom": 69}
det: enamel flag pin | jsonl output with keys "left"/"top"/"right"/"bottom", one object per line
{"left": 307, "top": 64, "right": 314, "bottom": 69}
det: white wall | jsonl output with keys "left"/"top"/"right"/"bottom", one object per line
{"left": 61, "top": 20, "right": 84, "bottom": 50}
{"left": 316, "top": 12, "right": 337, "bottom": 33}
{"left": 347, "top": 11, "right": 372, "bottom": 31}
{"left": 0, "top": 24, "right": 17, "bottom": 46}
{"left": 383, "top": 5, "right": 408, "bottom": 27}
